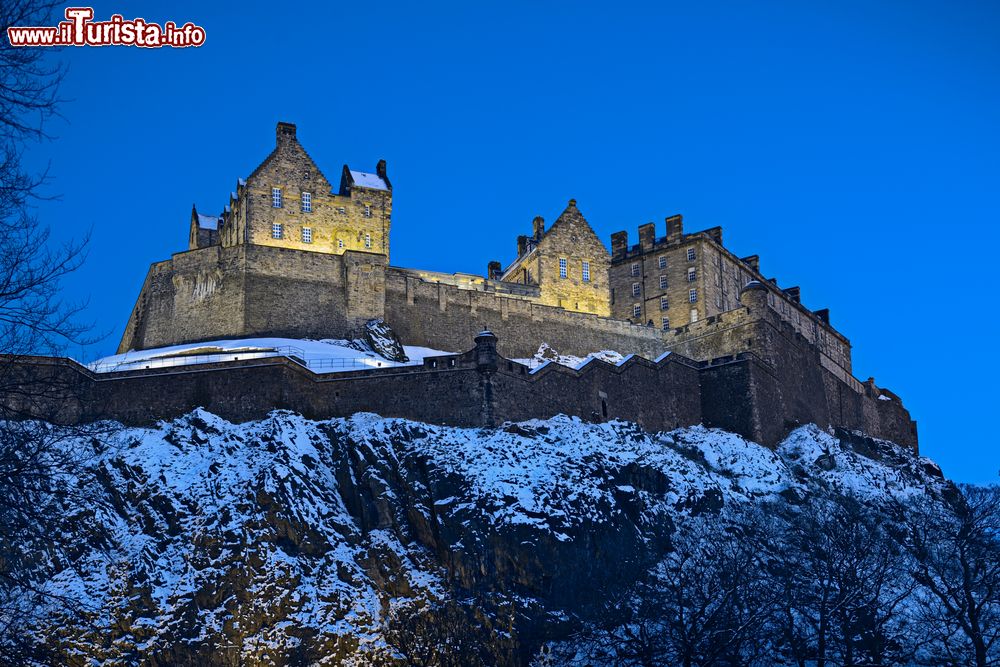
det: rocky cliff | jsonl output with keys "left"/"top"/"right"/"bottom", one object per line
{"left": 8, "top": 410, "right": 982, "bottom": 665}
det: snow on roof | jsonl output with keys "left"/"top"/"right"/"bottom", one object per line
{"left": 349, "top": 170, "right": 389, "bottom": 191}
{"left": 196, "top": 214, "right": 220, "bottom": 230}
{"left": 89, "top": 337, "right": 452, "bottom": 375}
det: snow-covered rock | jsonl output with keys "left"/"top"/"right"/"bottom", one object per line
{"left": 10, "top": 412, "right": 954, "bottom": 664}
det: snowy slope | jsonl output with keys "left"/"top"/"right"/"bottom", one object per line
{"left": 10, "top": 411, "right": 956, "bottom": 665}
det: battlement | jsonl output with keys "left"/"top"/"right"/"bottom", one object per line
{"left": 3, "top": 323, "right": 916, "bottom": 451}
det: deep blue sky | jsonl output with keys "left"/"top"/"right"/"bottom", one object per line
{"left": 21, "top": 1, "right": 1000, "bottom": 483}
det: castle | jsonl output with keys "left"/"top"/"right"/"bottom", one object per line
{"left": 6, "top": 122, "right": 916, "bottom": 450}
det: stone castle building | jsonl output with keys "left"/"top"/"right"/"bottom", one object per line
{"left": 85, "top": 121, "right": 915, "bottom": 449}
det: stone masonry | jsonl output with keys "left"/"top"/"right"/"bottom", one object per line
{"left": 105, "top": 121, "right": 916, "bottom": 449}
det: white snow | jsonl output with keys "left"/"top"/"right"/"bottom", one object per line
{"left": 17, "top": 408, "right": 940, "bottom": 659}
{"left": 513, "top": 342, "right": 627, "bottom": 370}
{"left": 88, "top": 337, "right": 453, "bottom": 374}
{"left": 349, "top": 170, "right": 389, "bottom": 191}
{"left": 196, "top": 213, "right": 220, "bottom": 230}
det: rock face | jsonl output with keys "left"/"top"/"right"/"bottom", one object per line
{"left": 363, "top": 318, "right": 408, "bottom": 362}
{"left": 18, "top": 411, "right": 950, "bottom": 665}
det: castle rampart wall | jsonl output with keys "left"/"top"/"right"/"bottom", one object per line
{"left": 119, "top": 245, "right": 386, "bottom": 353}
{"left": 383, "top": 268, "right": 672, "bottom": 359}
{"left": 4, "top": 323, "right": 916, "bottom": 451}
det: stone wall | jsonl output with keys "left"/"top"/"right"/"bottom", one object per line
{"left": 2, "top": 345, "right": 702, "bottom": 437}
{"left": 5, "top": 324, "right": 916, "bottom": 452}
{"left": 382, "top": 267, "right": 671, "bottom": 359}
{"left": 119, "top": 245, "right": 386, "bottom": 353}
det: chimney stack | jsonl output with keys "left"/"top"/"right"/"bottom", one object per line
{"left": 517, "top": 235, "right": 528, "bottom": 257}
{"left": 487, "top": 260, "right": 502, "bottom": 280}
{"left": 638, "top": 223, "right": 656, "bottom": 251}
{"left": 784, "top": 286, "right": 801, "bottom": 304}
{"left": 611, "top": 231, "right": 629, "bottom": 260}
{"left": 532, "top": 216, "right": 545, "bottom": 239}
{"left": 276, "top": 121, "right": 297, "bottom": 146}
{"left": 741, "top": 255, "right": 760, "bottom": 272}
{"left": 665, "top": 215, "right": 684, "bottom": 243}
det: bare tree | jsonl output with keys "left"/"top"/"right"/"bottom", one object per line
{"left": 903, "top": 485, "right": 1000, "bottom": 667}
{"left": 766, "top": 494, "right": 916, "bottom": 667}
{"left": 0, "top": 1, "right": 108, "bottom": 661}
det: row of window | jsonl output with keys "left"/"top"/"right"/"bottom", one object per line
{"left": 558, "top": 258, "right": 592, "bottom": 282}
{"left": 270, "top": 223, "right": 372, "bottom": 248}
{"left": 629, "top": 267, "right": 697, "bottom": 298}
{"left": 270, "top": 187, "right": 373, "bottom": 217}
{"left": 631, "top": 289, "right": 697, "bottom": 318}
{"left": 629, "top": 247, "right": 697, "bottom": 276}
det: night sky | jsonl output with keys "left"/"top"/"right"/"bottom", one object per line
{"left": 20, "top": 1, "right": 1000, "bottom": 483}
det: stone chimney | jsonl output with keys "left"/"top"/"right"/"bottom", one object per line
{"left": 638, "top": 223, "right": 656, "bottom": 252}
{"left": 611, "top": 231, "right": 629, "bottom": 260}
{"left": 517, "top": 235, "right": 528, "bottom": 257}
{"left": 705, "top": 226, "right": 723, "bottom": 246}
{"left": 532, "top": 216, "right": 545, "bottom": 239}
{"left": 741, "top": 255, "right": 760, "bottom": 272}
{"left": 814, "top": 308, "right": 830, "bottom": 325}
{"left": 665, "top": 215, "right": 683, "bottom": 243}
{"left": 376, "top": 158, "right": 391, "bottom": 188}
{"left": 784, "top": 286, "right": 801, "bottom": 304}
{"left": 276, "top": 121, "right": 297, "bottom": 146}
{"left": 487, "top": 261, "right": 502, "bottom": 280}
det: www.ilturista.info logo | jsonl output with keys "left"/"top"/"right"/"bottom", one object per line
{"left": 6, "top": 7, "right": 205, "bottom": 48}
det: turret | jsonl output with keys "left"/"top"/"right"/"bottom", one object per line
{"left": 474, "top": 330, "right": 498, "bottom": 371}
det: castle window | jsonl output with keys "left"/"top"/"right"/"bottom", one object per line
{"left": 630, "top": 262, "right": 640, "bottom": 277}
{"left": 633, "top": 304, "right": 642, "bottom": 318}
{"left": 301, "top": 192, "right": 312, "bottom": 213}
{"left": 364, "top": 233, "right": 372, "bottom": 249}
{"left": 582, "top": 261, "right": 590, "bottom": 282}
{"left": 302, "top": 227, "right": 313, "bottom": 244}
{"left": 271, "top": 188, "right": 282, "bottom": 208}
{"left": 364, "top": 204, "right": 372, "bottom": 218}
{"left": 660, "top": 296, "right": 669, "bottom": 310}
{"left": 687, "top": 267, "right": 697, "bottom": 282}
{"left": 661, "top": 316, "right": 670, "bottom": 330}
{"left": 632, "top": 282, "right": 641, "bottom": 297}
{"left": 338, "top": 238, "right": 345, "bottom": 249}
{"left": 691, "top": 308, "right": 698, "bottom": 323}
{"left": 658, "top": 255, "right": 667, "bottom": 269}
{"left": 689, "top": 288, "right": 698, "bottom": 303}
{"left": 659, "top": 275, "right": 667, "bottom": 289}
{"left": 272, "top": 223, "right": 283, "bottom": 239}
{"left": 559, "top": 258, "right": 568, "bottom": 279}
{"left": 687, "top": 247, "right": 696, "bottom": 261}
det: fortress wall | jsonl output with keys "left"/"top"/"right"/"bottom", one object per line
{"left": 2, "top": 335, "right": 915, "bottom": 451}
{"left": 240, "top": 245, "right": 385, "bottom": 341}
{"left": 489, "top": 355, "right": 702, "bottom": 432}
{"left": 119, "top": 246, "right": 388, "bottom": 353}
{"left": 0, "top": 349, "right": 700, "bottom": 434}
{"left": 118, "top": 247, "right": 248, "bottom": 353}
{"left": 383, "top": 269, "right": 671, "bottom": 359}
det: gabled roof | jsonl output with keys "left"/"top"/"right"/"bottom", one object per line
{"left": 348, "top": 170, "right": 389, "bottom": 191}
{"left": 196, "top": 214, "right": 220, "bottom": 230}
